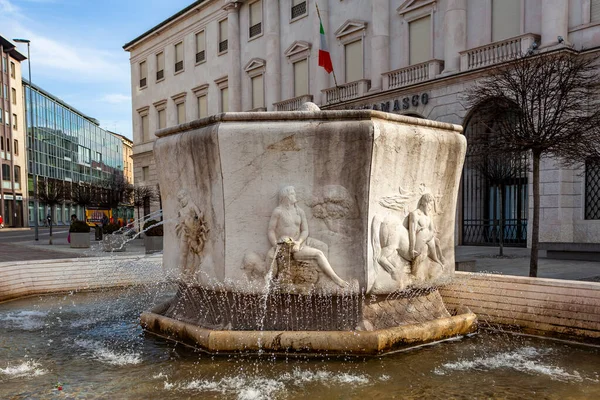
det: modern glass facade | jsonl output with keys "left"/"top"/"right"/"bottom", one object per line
{"left": 24, "top": 81, "right": 125, "bottom": 225}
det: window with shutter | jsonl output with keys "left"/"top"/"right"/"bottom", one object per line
{"left": 156, "top": 52, "right": 164, "bottom": 80}
{"left": 409, "top": 16, "right": 431, "bottom": 65}
{"left": 198, "top": 95, "right": 208, "bottom": 118}
{"left": 141, "top": 114, "right": 149, "bottom": 141}
{"left": 139, "top": 61, "right": 147, "bottom": 87}
{"left": 492, "top": 0, "right": 521, "bottom": 42}
{"left": 345, "top": 40, "right": 362, "bottom": 83}
{"left": 252, "top": 75, "right": 264, "bottom": 109}
{"left": 196, "top": 32, "right": 205, "bottom": 63}
{"left": 221, "top": 88, "right": 229, "bottom": 112}
{"left": 249, "top": 1, "right": 262, "bottom": 38}
{"left": 219, "top": 20, "right": 228, "bottom": 53}
{"left": 592, "top": 0, "right": 600, "bottom": 23}
{"left": 175, "top": 42, "right": 184, "bottom": 72}
{"left": 158, "top": 109, "right": 166, "bottom": 129}
{"left": 177, "top": 102, "right": 185, "bottom": 124}
{"left": 293, "top": 59, "right": 308, "bottom": 97}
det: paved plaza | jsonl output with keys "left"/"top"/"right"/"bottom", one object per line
{"left": 0, "top": 227, "right": 598, "bottom": 282}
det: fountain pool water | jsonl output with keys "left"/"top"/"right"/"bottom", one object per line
{"left": 1, "top": 287, "right": 599, "bottom": 399}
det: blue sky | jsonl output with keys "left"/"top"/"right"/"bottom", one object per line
{"left": 0, "top": 0, "right": 194, "bottom": 139}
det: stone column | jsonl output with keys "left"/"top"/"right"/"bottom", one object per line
{"left": 225, "top": 1, "right": 242, "bottom": 111}
{"left": 313, "top": 1, "right": 330, "bottom": 105}
{"left": 265, "top": 0, "right": 281, "bottom": 110}
{"left": 541, "top": 0, "right": 569, "bottom": 48}
{"left": 442, "top": 0, "right": 467, "bottom": 75}
{"left": 370, "top": 0, "right": 390, "bottom": 92}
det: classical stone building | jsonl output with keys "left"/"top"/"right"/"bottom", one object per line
{"left": 0, "top": 35, "right": 27, "bottom": 228}
{"left": 124, "top": 0, "right": 600, "bottom": 247}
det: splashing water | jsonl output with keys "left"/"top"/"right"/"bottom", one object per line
{"left": 434, "top": 346, "right": 593, "bottom": 382}
{"left": 0, "top": 361, "right": 47, "bottom": 378}
{"left": 73, "top": 339, "right": 142, "bottom": 366}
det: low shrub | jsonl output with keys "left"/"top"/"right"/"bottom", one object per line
{"left": 102, "top": 223, "right": 121, "bottom": 235}
{"left": 143, "top": 219, "right": 163, "bottom": 236}
{"left": 69, "top": 220, "right": 91, "bottom": 233}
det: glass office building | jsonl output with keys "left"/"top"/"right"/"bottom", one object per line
{"left": 24, "top": 81, "right": 124, "bottom": 225}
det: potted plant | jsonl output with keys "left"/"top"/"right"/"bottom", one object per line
{"left": 143, "top": 219, "right": 163, "bottom": 254}
{"left": 69, "top": 221, "right": 91, "bottom": 248}
{"left": 102, "top": 223, "right": 127, "bottom": 252}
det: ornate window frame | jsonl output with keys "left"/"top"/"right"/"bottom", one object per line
{"left": 335, "top": 20, "right": 367, "bottom": 83}
{"left": 397, "top": 0, "right": 436, "bottom": 67}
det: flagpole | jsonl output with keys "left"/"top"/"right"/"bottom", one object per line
{"left": 315, "top": 2, "right": 339, "bottom": 88}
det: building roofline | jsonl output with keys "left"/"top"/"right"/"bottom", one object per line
{"left": 22, "top": 79, "right": 100, "bottom": 126}
{"left": 123, "top": 0, "right": 209, "bottom": 51}
{"left": 108, "top": 130, "right": 133, "bottom": 144}
{"left": 0, "top": 36, "right": 27, "bottom": 62}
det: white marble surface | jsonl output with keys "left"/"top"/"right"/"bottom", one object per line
{"left": 153, "top": 108, "right": 465, "bottom": 293}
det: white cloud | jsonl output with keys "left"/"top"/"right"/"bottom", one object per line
{"left": 101, "top": 94, "right": 131, "bottom": 104}
{"left": 0, "top": 0, "right": 19, "bottom": 14}
{"left": 0, "top": 0, "right": 130, "bottom": 84}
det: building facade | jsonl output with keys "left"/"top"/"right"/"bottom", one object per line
{"left": 24, "top": 81, "right": 125, "bottom": 225}
{"left": 0, "top": 36, "right": 27, "bottom": 228}
{"left": 124, "top": 0, "right": 600, "bottom": 246}
{"left": 109, "top": 131, "right": 134, "bottom": 186}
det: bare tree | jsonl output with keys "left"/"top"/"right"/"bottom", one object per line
{"left": 132, "top": 185, "right": 158, "bottom": 231}
{"left": 465, "top": 49, "right": 600, "bottom": 276}
{"left": 71, "top": 182, "right": 97, "bottom": 218}
{"left": 100, "top": 175, "right": 134, "bottom": 212}
{"left": 37, "top": 178, "right": 68, "bottom": 244}
{"left": 468, "top": 144, "right": 525, "bottom": 256}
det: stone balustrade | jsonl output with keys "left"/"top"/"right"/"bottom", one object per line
{"left": 274, "top": 94, "right": 314, "bottom": 111}
{"left": 460, "top": 33, "right": 541, "bottom": 71}
{"left": 322, "top": 79, "right": 371, "bottom": 104}
{"left": 383, "top": 59, "right": 444, "bottom": 90}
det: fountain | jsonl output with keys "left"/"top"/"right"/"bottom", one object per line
{"left": 140, "top": 104, "right": 476, "bottom": 355}
{"left": 2, "top": 106, "right": 600, "bottom": 397}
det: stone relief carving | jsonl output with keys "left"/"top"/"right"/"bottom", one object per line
{"left": 175, "top": 189, "right": 209, "bottom": 280}
{"left": 308, "top": 185, "right": 358, "bottom": 234}
{"left": 371, "top": 186, "right": 445, "bottom": 292}
{"left": 242, "top": 186, "right": 349, "bottom": 289}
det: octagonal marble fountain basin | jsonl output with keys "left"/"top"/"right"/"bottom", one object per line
{"left": 142, "top": 104, "right": 475, "bottom": 355}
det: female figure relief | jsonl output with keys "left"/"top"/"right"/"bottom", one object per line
{"left": 176, "top": 189, "right": 209, "bottom": 280}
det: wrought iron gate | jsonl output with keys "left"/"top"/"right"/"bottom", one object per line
{"left": 461, "top": 110, "right": 528, "bottom": 246}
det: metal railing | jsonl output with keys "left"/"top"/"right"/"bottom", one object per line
{"left": 156, "top": 70, "right": 164, "bottom": 81}
{"left": 175, "top": 61, "right": 183, "bottom": 72}
{"left": 196, "top": 50, "right": 205, "bottom": 63}
{"left": 291, "top": 2, "right": 307, "bottom": 19}
{"left": 462, "top": 219, "right": 528, "bottom": 246}
{"left": 585, "top": 158, "right": 600, "bottom": 220}
{"left": 219, "top": 40, "right": 228, "bottom": 53}
{"left": 249, "top": 23, "right": 262, "bottom": 38}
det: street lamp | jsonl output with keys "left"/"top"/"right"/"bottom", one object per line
{"left": 13, "top": 38, "right": 38, "bottom": 241}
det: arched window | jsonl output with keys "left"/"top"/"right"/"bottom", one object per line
{"left": 461, "top": 102, "right": 528, "bottom": 246}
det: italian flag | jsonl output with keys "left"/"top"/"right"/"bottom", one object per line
{"left": 318, "top": 19, "right": 333, "bottom": 73}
